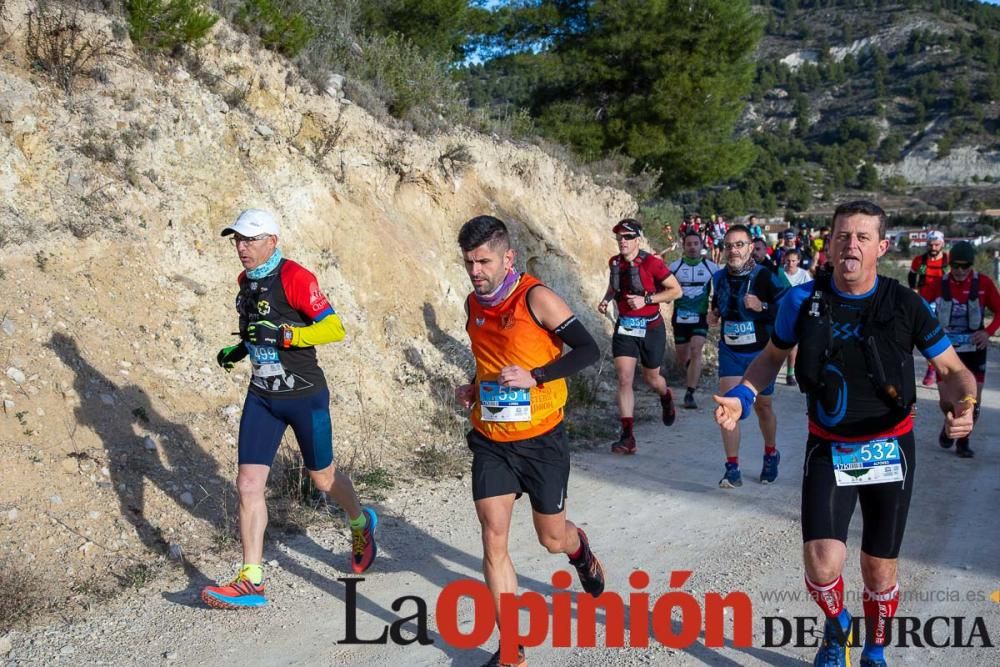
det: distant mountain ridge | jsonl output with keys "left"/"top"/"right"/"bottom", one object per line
{"left": 707, "top": 0, "right": 1000, "bottom": 214}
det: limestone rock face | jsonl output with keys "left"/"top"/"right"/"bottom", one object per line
{"left": 0, "top": 3, "right": 633, "bottom": 581}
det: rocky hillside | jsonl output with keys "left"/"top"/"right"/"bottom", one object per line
{"left": 0, "top": 0, "right": 632, "bottom": 621}
{"left": 728, "top": 0, "right": 1000, "bottom": 213}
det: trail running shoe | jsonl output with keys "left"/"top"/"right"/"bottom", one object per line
{"left": 200, "top": 566, "right": 266, "bottom": 609}
{"left": 611, "top": 432, "right": 636, "bottom": 455}
{"left": 938, "top": 428, "right": 954, "bottom": 449}
{"left": 351, "top": 507, "right": 379, "bottom": 574}
{"left": 956, "top": 437, "right": 974, "bottom": 458}
{"left": 570, "top": 528, "right": 605, "bottom": 597}
{"left": 813, "top": 612, "right": 852, "bottom": 667}
{"left": 922, "top": 366, "right": 937, "bottom": 386}
{"left": 683, "top": 390, "right": 697, "bottom": 410}
{"left": 786, "top": 374, "right": 798, "bottom": 386}
{"left": 719, "top": 462, "right": 742, "bottom": 488}
{"left": 760, "top": 451, "right": 780, "bottom": 484}
{"left": 661, "top": 390, "right": 676, "bottom": 426}
{"left": 859, "top": 656, "right": 887, "bottom": 667}
{"left": 481, "top": 645, "right": 526, "bottom": 667}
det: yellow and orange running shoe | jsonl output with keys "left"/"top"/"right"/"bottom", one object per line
{"left": 200, "top": 565, "right": 266, "bottom": 609}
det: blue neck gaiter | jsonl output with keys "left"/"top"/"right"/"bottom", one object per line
{"left": 247, "top": 248, "right": 283, "bottom": 279}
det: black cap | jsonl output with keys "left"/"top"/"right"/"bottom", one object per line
{"left": 612, "top": 219, "right": 643, "bottom": 235}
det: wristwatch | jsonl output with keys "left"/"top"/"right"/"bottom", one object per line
{"left": 644, "top": 294, "right": 653, "bottom": 305}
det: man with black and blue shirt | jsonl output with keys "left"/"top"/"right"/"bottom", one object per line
{"left": 714, "top": 200, "right": 976, "bottom": 667}
{"left": 708, "top": 224, "right": 786, "bottom": 488}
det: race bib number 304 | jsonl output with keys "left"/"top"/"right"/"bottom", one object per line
{"left": 831, "top": 438, "right": 903, "bottom": 486}
{"left": 479, "top": 381, "right": 531, "bottom": 422}
{"left": 617, "top": 316, "right": 647, "bottom": 338}
{"left": 723, "top": 320, "right": 756, "bottom": 346}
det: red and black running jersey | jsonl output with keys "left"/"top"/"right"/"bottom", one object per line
{"left": 236, "top": 259, "right": 334, "bottom": 398}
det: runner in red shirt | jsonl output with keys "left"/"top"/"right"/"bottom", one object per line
{"left": 908, "top": 230, "right": 948, "bottom": 386}
{"left": 598, "top": 219, "right": 682, "bottom": 454}
{"left": 926, "top": 241, "right": 1000, "bottom": 457}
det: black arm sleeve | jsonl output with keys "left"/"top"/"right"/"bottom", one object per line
{"left": 907, "top": 270, "right": 917, "bottom": 289}
{"left": 530, "top": 316, "right": 599, "bottom": 383}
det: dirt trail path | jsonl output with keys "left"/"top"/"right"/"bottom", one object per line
{"left": 5, "top": 355, "right": 999, "bottom": 666}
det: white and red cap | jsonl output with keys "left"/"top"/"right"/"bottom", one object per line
{"left": 221, "top": 209, "right": 280, "bottom": 237}
{"left": 926, "top": 230, "right": 944, "bottom": 242}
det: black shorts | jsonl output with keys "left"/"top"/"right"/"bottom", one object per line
{"left": 611, "top": 320, "right": 666, "bottom": 369}
{"left": 671, "top": 315, "right": 709, "bottom": 344}
{"left": 801, "top": 431, "right": 915, "bottom": 559}
{"left": 958, "top": 349, "right": 987, "bottom": 383}
{"left": 467, "top": 423, "right": 569, "bottom": 515}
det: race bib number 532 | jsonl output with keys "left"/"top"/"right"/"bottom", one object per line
{"left": 831, "top": 438, "right": 903, "bottom": 486}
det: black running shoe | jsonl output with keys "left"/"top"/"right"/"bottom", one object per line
{"left": 956, "top": 437, "right": 974, "bottom": 458}
{"left": 660, "top": 390, "right": 676, "bottom": 426}
{"left": 938, "top": 428, "right": 954, "bottom": 449}
{"left": 570, "top": 528, "right": 605, "bottom": 597}
{"left": 683, "top": 390, "right": 697, "bottom": 410}
{"left": 611, "top": 432, "right": 636, "bottom": 455}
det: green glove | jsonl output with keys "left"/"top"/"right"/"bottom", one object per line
{"left": 246, "top": 320, "right": 291, "bottom": 348}
{"left": 217, "top": 343, "right": 248, "bottom": 372}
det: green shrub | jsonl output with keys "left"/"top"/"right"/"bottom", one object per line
{"left": 127, "top": 0, "right": 218, "bottom": 52}
{"left": 236, "top": 0, "right": 313, "bottom": 57}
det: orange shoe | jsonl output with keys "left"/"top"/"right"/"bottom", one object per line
{"left": 351, "top": 507, "right": 379, "bottom": 574}
{"left": 200, "top": 566, "right": 266, "bottom": 609}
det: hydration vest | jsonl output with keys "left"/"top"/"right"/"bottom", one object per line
{"left": 713, "top": 264, "right": 769, "bottom": 324}
{"left": 914, "top": 251, "right": 948, "bottom": 288}
{"left": 795, "top": 274, "right": 916, "bottom": 412}
{"left": 937, "top": 271, "right": 983, "bottom": 331}
{"left": 610, "top": 250, "right": 653, "bottom": 298}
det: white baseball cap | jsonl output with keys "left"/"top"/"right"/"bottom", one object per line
{"left": 221, "top": 209, "right": 280, "bottom": 237}
{"left": 927, "top": 230, "right": 944, "bottom": 242}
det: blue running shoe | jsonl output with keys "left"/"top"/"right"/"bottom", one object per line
{"left": 719, "top": 462, "right": 742, "bottom": 488}
{"left": 351, "top": 507, "right": 379, "bottom": 574}
{"left": 760, "top": 450, "right": 780, "bottom": 484}
{"left": 814, "top": 612, "right": 852, "bottom": 667}
{"left": 859, "top": 657, "right": 887, "bottom": 667}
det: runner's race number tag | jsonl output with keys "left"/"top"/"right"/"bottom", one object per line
{"left": 946, "top": 332, "right": 977, "bottom": 354}
{"left": 479, "top": 381, "right": 531, "bottom": 422}
{"left": 723, "top": 320, "right": 756, "bottom": 346}
{"left": 676, "top": 309, "right": 700, "bottom": 325}
{"left": 617, "top": 316, "right": 647, "bottom": 338}
{"left": 247, "top": 343, "right": 284, "bottom": 378}
{"left": 831, "top": 438, "right": 903, "bottom": 486}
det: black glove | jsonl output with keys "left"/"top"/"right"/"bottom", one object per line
{"left": 216, "top": 343, "right": 248, "bottom": 372}
{"left": 245, "top": 320, "right": 291, "bottom": 348}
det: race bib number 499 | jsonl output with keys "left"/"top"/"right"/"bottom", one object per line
{"left": 831, "top": 438, "right": 903, "bottom": 486}
{"left": 479, "top": 381, "right": 531, "bottom": 422}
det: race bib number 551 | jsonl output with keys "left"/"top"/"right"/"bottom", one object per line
{"left": 831, "top": 438, "right": 903, "bottom": 486}
{"left": 479, "top": 381, "right": 531, "bottom": 422}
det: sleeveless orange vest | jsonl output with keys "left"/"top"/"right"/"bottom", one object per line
{"left": 467, "top": 274, "right": 568, "bottom": 442}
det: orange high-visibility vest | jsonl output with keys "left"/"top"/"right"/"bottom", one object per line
{"left": 467, "top": 274, "right": 567, "bottom": 442}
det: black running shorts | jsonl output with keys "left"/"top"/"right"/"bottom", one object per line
{"left": 801, "top": 431, "right": 915, "bottom": 559}
{"left": 611, "top": 320, "right": 666, "bottom": 369}
{"left": 671, "top": 314, "right": 709, "bottom": 345}
{"left": 958, "top": 349, "right": 987, "bottom": 383}
{"left": 467, "top": 423, "right": 570, "bottom": 515}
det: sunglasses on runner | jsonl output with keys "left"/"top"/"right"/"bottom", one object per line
{"left": 230, "top": 234, "right": 273, "bottom": 246}
{"left": 950, "top": 262, "right": 972, "bottom": 269}
{"left": 617, "top": 233, "right": 639, "bottom": 241}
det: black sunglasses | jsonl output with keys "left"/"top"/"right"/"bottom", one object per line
{"left": 950, "top": 262, "right": 972, "bottom": 269}
{"left": 617, "top": 233, "right": 639, "bottom": 241}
